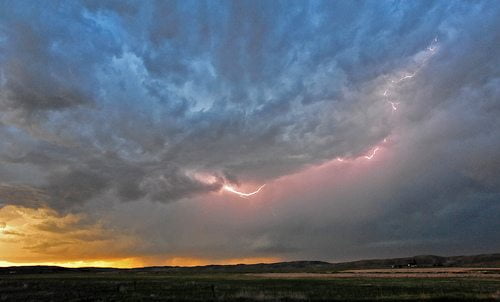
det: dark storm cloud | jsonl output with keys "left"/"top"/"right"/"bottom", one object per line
{"left": 0, "top": 0, "right": 499, "bottom": 259}
{"left": 0, "top": 184, "right": 49, "bottom": 208}
{"left": 0, "top": 2, "right": 120, "bottom": 115}
{"left": 0, "top": 0, "right": 411, "bottom": 208}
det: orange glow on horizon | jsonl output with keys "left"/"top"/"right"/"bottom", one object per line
{"left": 160, "top": 256, "right": 280, "bottom": 267}
{"left": 0, "top": 256, "right": 281, "bottom": 269}
{"left": 0, "top": 259, "right": 138, "bottom": 269}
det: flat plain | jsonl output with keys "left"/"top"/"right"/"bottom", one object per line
{"left": 248, "top": 267, "right": 500, "bottom": 279}
{"left": 1, "top": 269, "right": 499, "bottom": 301}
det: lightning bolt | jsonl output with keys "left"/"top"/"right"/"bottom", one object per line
{"left": 389, "top": 101, "right": 399, "bottom": 111}
{"left": 383, "top": 37, "right": 439, "bottom": 113}
{"left": 364, "top": 147, "right": 380, "bottom": 160}
{"left": 223, "top": 184, "right": 266, "bottom": 198}
{"left": 427, "top": 37, "right": 438, "bottom": 52}
{"left": 391, "top": 72, "right": 416, "bottom": 83}
{"left": 191, "top": 171, "right": 266, "bottom": 199}
{"left": 198, "top": 38, "right": 439, "bottom": 199}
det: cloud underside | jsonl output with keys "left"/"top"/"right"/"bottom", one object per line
{"left": 0, "top": 1, "right": 499, "bottom": 262}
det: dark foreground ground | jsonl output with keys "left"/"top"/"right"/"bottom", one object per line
{"left": 1, "top": 272, "right": 499, "bottom": 301}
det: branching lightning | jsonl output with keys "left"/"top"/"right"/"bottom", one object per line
{"left": 196, "top": 38, "right": 439, "bottom": 199}
{"left": 383, "top": 37, "right": 438, "bottom": 113}
{"left": 335, "top": 37, "right": 439, "bottom": 162}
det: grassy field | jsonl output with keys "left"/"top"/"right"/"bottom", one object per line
{"left": 0, "top": 271, "right": 499, "bottom": 301}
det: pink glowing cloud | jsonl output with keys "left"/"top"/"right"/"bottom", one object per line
{"left": 196, "top": 38, "right": 439, "bottom": 199}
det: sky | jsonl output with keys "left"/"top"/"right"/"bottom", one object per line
{"left": 0, "top": 0, "right": 499, "bottom": 268}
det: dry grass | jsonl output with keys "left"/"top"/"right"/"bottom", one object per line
{"left": 247, "top": 267, "right": 500, "bottom": 279}
{"left": 2, "top": 271, "right": 499, "bottom": 301}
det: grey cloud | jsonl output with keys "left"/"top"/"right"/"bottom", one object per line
{"left": 73, "top": 1, "right": 500, "bottom": 261}
{"left": 0, "top": 0, "right": 498, "bottom": 265}
{"left": 0, "top": 3, "right": 120, "bottom": 117}
{"left": 0, "top": 184, "right": 50, "bottom": 208}
{"left": 43, "top": 169, "right": 110, "bottom": 209}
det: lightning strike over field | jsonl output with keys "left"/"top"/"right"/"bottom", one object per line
{"left": 223, "top": 184, "right": 266, "bottom": 198}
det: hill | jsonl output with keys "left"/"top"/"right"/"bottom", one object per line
{"left": 1, "top": 253, "right": 499, "bottom": 275}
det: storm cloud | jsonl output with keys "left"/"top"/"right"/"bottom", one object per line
{"left": 0, "top": 1, "right": 499, "bottom": 263}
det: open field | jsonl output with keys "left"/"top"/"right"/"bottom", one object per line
{"left": 1, "top": 255, "right": 499, "bottom": 301}
{"left": 248, "top": 267, "right": 500, "bottom": 279}
{"left": 0, "top": 271, "right": 499, "bottom": 301}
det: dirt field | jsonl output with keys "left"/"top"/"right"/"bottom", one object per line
{"left": 248, "top": 267, "right": 500, "bottom": 279}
